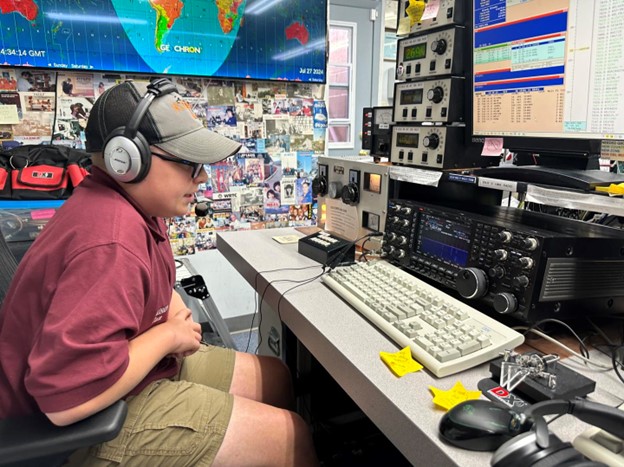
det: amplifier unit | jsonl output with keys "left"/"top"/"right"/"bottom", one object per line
{"left": 383, "top": 199, "right": 624, "bottom": 323}
{"left": 396, "top": 26, "right": 465, "bottom": 80}
{"left": 393, "top": 77, "right": 464, "bottom": 123}
{"left": 313, "top": 156, "right": 390, "bottom": 245}
{"left": 397, "top": 0, "right": 466, "bottom": 35}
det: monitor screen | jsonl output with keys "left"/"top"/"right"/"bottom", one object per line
{"left": 0, "top": 1, "right": 328, "bottom": 83}
{"left": 414, "top": 213, "right": 470, "bottom": 268}
{"left": 472, "top": 0, "right": 624, "bottom": 143}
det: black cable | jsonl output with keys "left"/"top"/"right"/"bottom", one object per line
{"left": 246, "top": 265, "right": 324, "bottom": 353}
{"left": 275, "top": 268, "right": 329, "bottom": 323}
{"left": 613, "top": 344, "right": 624, "bottom": 384}
{"left": 524, "top": 318, "right": 590, "bottom": 359}
{"left": 253, "top": 268, "right": 328, "bottom": 354}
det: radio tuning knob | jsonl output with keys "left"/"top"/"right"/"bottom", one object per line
{"left": 498, "top": 231, "right": 512, "bottom": 243}
{"left": 401, "top": 206, "right": 412, "bottom": 215}
{"left": 393, "top": 249, "right": 406, "bottom": 259}
{"left": 522, "top": 237, "right": 538, "bottom": 251}
{"left": 328, "top": 181, "right": 342, "bottom": 199}
{"left": 494, "top": 249, "right": 508, "bottom": 260}
{"left": 427, "top": 86, "right": 444, "bottom": 104}
{"left": 398, "top": 236, "right": 408, "bottom": 246}
{"left": 386, "top": 232, "right": 397, "bottom": 242}
{"left": 488, "top": 266, "right": 505, "bottom": 279}
{"left": 312, "top": 176, "right": 328, "bottom": 197}
{"left": 341, "top": 184, "right": 360, "bottom": 206}
{"left": 513, "top": 275, "right": 530, "bottom": 288}
{"left": 493, "top": 293, "right": 518, "bottom": 314}
{"left": 392, "top": 216, "right": 402, "bottom": 224}
{"left": 391, "top": 204, "right": 401, "bottom": 212}
{"left": 518, "top": 257, "right": 534, "bottom": 269}
{"left": 455, "top": 267, "right": 489, "bottom": 299}
{"left": 431, "top": 39, "right": 447, "bottom": 55}
{"left": 422, "top": 134, "right": 439, "bottom": 149}
{"left": 401, "top": 219, "right": 410, "bottom": 228}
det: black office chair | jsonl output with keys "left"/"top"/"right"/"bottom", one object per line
{"left": 0, "top": 233, "right": 128, "bottom": 467}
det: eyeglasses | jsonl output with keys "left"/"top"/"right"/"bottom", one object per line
{"left": 151, "top": 150, "right": 204, "bottom": 179}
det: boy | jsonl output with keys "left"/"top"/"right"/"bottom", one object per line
{"left": 0, "top": 79, "right": 318, "bottom": 466}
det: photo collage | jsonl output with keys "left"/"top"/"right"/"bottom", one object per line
{"left": 0, "top": 69, "right": 328, "bottom": 254}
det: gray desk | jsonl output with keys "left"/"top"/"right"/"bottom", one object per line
{"left": 217, "top": 228, "right": 624, "bottom": 466}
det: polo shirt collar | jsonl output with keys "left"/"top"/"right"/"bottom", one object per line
{"left": 89, "top": 166, "right": 168, "bottom": 242}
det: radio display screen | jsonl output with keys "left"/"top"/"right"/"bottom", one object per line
{"left": 403, "top": 43, "right": 427, "bottom": 61}
{"left": 399, "top": 88, "right": 423, "bottom": 105}
{"left": 415, "top": 213, "right": 470, "bottom": 267}
{"left": 396, "top": 132, "right": 419, "bottom": 148}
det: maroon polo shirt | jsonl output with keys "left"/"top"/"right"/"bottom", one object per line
{"left": 0, "top": 167, "right": 177, "bottom": 419}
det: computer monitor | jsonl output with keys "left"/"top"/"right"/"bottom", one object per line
{"left": 0, "top": 1, "right": 328, "bottom": 83}
{"left": 471, "top": 0, "right": 623, "bottom": 170}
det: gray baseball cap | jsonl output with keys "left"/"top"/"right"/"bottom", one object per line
{"left": 85, "top": 79, "right": 241, "bottom": 164}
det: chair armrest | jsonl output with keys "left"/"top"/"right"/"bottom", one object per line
{"left": 0, "top": 400, "right": 128, "bottom": 465}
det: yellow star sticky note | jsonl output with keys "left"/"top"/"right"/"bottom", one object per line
{"left": 380, "top": 346, "right": 423, "bottom": 377}
{"left": 406, "top": 0, "right": 426, "bottom": 26}
{"left": 429, "top": 381, "right": 482, "bottom": 411}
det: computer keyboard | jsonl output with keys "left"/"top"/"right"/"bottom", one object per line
{"left": 322, "top": 261, "right": 524, "bottom": 377}
{"left": 573, "top": 403, "right": 624, "bottom": 466}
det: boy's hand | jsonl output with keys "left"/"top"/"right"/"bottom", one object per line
{"left": 166, "top": 307, "right": 202, "bottom": 358}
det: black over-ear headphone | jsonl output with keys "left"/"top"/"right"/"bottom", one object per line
{"left": 103, "top": 78, "right": 178, "bottom": 183}
{"left": 491, "top": 399, "right": 624, "bottom": 467}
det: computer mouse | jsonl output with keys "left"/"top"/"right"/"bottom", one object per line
{"left": 439, "top": 399, "right": 530, "bottom": 451}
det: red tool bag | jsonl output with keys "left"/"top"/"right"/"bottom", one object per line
{"left": 0, "top": 145, "right": 92, "bottom": 200}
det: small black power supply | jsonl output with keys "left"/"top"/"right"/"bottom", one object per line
{"left": 298, "top": 231, "right": 355, "bottom": 267}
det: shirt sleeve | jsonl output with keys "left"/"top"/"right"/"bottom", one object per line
{"left": 26, "top": 243, "right": 151, "bottom": 413}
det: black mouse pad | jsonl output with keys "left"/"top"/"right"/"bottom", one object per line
{"left": 478, "top": 378, "right": 532, "bottom": 413}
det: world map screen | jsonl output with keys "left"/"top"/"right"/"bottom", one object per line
{"left": 0, "top": 0, "right": 328, "bottom": 83}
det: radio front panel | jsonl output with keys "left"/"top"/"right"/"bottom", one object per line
{"left": 397, "top": 0, "right": 466, "bottom": 35}
{"left": 383, "top": 199, "right": 624, "bottom": 323}
{"left": 396, "top": 27, "right": 465, "bottom": 80}
{"left": 315, "top": 156, "right": 391, "bottom": 241}
{"left": 391, "top": 125, "right": 463, "bottom": 169}
{"left": 393, "top": 78, "right": 464, "bottom": 123}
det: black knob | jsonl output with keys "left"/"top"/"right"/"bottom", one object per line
{"left": 341, "top": 183, "right": 359, "bottom": 205}
{"left": 493, "top": 293, "right": 518, "bottom": 314}
{"left": 498, "top": 231, "right": 512, "bottom": 243}
{"left": 386, "top": 232, "right": 397, "bottom": 242}
{"left": 513, "top": 275, "right": 530, "bottom": 288}
{"left": 422, "top": 134, "right": 439, "bottom": 149}
{"left": 494, "top": 249, "right": 508, "bottom": 260}
{"left": 488, "top": 266, "right": 505, "bottom": 279}
{"left": 431, "top": 39, "right": 447, "bottom": 55}
{"left": 518, "top": 257, "right": 534, "bottom": 269}
{"left": 398, "top": 236, "right": 408, "bottom": 246}
{"left": 392, "top": 249, "right": 406, "bottom": 259}
{"left": 522, "top": 237, "right": 539, "bottom": 251}
{"left": 455, "top": 268, "right": 489, "bottom": 299}
{"left": 312, "top": 176, "right": 328, "bottom": 197}
{"left": 427, "top": 86, "right": 444, "bottom": 104}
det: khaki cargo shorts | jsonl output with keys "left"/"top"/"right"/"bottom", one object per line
{"left": 66, "top": 344, "right": 236, "bottom": 467}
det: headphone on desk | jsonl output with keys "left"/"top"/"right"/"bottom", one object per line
{"left": 491, "top": 399, "right": 624, "bottom": 467}
{"left": 103, "top": 78, "right": 178, "bottom": 183}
